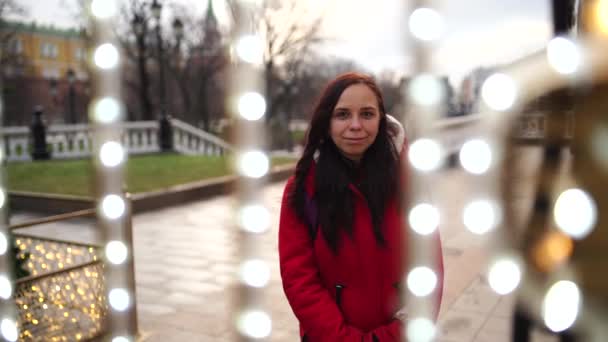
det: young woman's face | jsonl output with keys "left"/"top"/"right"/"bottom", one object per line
{"left": 329, "top": 84, "right": 381, "bottom": 162}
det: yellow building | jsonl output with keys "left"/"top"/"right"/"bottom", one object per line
{"left": 2, "top": 20, "right": 88, "bottom": 80}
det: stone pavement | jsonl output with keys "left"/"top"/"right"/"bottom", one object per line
{"left": 11, "top": 168, "right": 559, "bottom": 341}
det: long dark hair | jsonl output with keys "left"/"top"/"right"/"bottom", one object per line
{"left": 289, "top": 72, "right": 400, "bottom": 252}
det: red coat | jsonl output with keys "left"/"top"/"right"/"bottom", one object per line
{"left": 279, "top": 163, "right": 444, "bottom": 341}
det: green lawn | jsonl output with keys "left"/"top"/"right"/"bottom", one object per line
{"left": 7, "top": 153, "right": 296, "bottom": 197}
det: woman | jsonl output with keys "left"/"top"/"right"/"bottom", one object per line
{"left": 278, "top": 72, "right": 444, "bottom": 341}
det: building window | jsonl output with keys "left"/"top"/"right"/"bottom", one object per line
{"left": 74, "top": 47, "right": 85, "bottom": 61}
{"left": 8, "top": 38, "right": 23, "bottom": 54}
{"left": 40, "top": 42, "right": 58, "bottom": 59}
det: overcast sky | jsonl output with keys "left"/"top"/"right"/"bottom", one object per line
{"left": 12, "top": 0, "right": 551, "bottom": 83}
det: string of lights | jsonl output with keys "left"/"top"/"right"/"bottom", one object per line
{"left": 0, "top": 31, "right": 18, "bottom": 342}
{"left": 229, "top": 1, "right": 273, "bottom": 341}
{"left": 89, "top": 0, "right": 138, "bottom": 341}
{"left": 403, "top": 1, "right": 445, "bottom": 341}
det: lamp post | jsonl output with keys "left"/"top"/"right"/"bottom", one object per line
{"left": 66, "top": 68, "right": 76, "bottom": 123}
{"left": 132, "top": 13, "right": 154, "bottom": 122}
{"left": 151, "top": 0, "right": 173, "bottom": 151}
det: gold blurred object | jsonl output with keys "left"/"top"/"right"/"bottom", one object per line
{"left": 531, "top": 230, "right": 573, "bottom": 273}
{"left": 579, "top": 0, "right": 608, "bottom": 36}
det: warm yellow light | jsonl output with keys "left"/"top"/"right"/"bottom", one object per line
{"left": 596, "top": 0, "right": 608, "bottom": 34}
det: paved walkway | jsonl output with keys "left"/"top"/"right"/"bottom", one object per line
{"left": 12, "top": 169, "right": 558, "bottom": 341}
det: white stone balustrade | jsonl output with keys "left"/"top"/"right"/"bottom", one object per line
{"left": 0, "top": 119, "right": 233, "bottom": 162}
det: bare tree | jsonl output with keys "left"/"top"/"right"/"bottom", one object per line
{"left": 254, "top": 0, "right": 325, "bottom": 149}
{"left": 165, "top": 2, "right": 229, "bottom": 130}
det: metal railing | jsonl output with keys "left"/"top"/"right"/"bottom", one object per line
{"left": 9, "top": 196, "right": 137, "bottom": 341}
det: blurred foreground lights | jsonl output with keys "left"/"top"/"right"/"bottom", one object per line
{"left": 240, "top": 259, "right": 270, "bottom": 288}
{"left": 105, "top": 241, "right": 128, "bottom": 265}
{"left": 0, "top": 232, "right": 7, "bottom": 255}
{"left": 407, "top": 266, "right": 437, "bottom": 297}
{"left": 0, "top": 319, "right": 17, "bottom": 342}
{"left": 408, "top": 139, "right": 442, "bottom": 171}
{"left": 237, "top": 150, "right": 269, "bottom": 178}
{"left": 463, "top": 200, "right": 498, "bottom": 234}
{"left": 108, "top": 288, "right": 130, "bottom": 311}
{"left": 238, "top": 92, "right": 266, "bottom": 121}
{"left": 488, "top": 259, "right": 521, "bottom": 295}
{"left": 112, "top": 337, "right": 130, "bottom": 342}
{"left": 236, "top": 35, "right": 264, "bottom": 65}
{"left": 408, "top": 8, "right": 443, "bottom": 41}
{"left": 597, "top": 0, "right": 608, "bottom": 34}
{"left": 100, "top": 141, "right": 125, "bottom": 167}
{"left": 101, "top": 194, "right": 125, "bottom": 220}
{"left": 91, "top": 0, "right": 117, "bottom": 19}
{"left": 239, "top": 204, "right": 270, "bottom": 233}
{"left": 0, "top": 188, "right": 5, "bottom": 208}
{"left": 554, "top": 188, "right": 597, "bottom": 239}
{"left": 543, "top": 280, "right": 580, "bottom": 332}
{"left": 591, "top": 124, "right": 608, "bottom": 170}
{"left": 93, "top": 97, "right": 121, "bottom": 123}
{"left": 408, "top": 74, "right": 444, "bottom": 107}
{"left": 408, "top": 203, "right": 440, "bottom": 235}
{"left": 481, "top": 73, "right": 517, "bottom": 111}
{"left": 0, "top": 275, "right": 11, "bottom": 299}
{"left": 407, "top": 318, "right": 436, "bottom": 342}
{"left": 547, "top": 37, "right": 581, "bottom": 75}
{"left": 94, "top": 43, "right": 119, "bottom": 70}
{"left": 237, "top": 310, "right": 272, "bottom": 339}
{"left": 459, "top": 139, "right": 492, "bottom": 174}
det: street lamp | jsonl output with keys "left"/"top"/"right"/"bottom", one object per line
{"left": 151, "top": 0, "right": 173, "bottom": 151}
{"left": 172, "top": 18, "right": 184, "bottom": 67}
{"left": 66, "top": 68, "right": 76, "bottom": 124}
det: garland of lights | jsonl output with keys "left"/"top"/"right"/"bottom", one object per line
{"left": 229, "top": 1, "right": 273, "bottom": 340}
{"left": 89, "top": 0, "right": 138, "bottom": 341}
{"left": 402, "top": 2, "right": 446, "bottom": 341}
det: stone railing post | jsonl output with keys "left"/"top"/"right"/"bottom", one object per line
{"left": 30, "top": 106, "right": 51, "bottom": 160}
{"left": 159, "top": 115, "right": 173, "bottom": 151}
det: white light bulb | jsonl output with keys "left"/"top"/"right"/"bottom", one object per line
{"left": 105, "top": 241, "right": 128, "bottom": 264}
{"left": 109, "top": 288, "right": 130, "bottom": 311}
{"left": 547, "top": 37, "right": 581, "bottom": 75}
{"left": 94, "top": 43, "right": 119, "bottom": 69}
{"left": 236, "top": 35, "right": 264, "bottom": 64}
{"left": 100, "top": 141, "right": 125, "bottom": 167}
{"left": 481, "top": 73, "right": 517, "bottom": 111}
{"left": 408, "top": 139, "right": 442, "bottom": 171}
{"left": 488, "top": 259, "right": 521, "bottom": 295}
{"left": 237, "top": 150, "right": 269, "bottom": 178}
{"left": 94, "top": 97, "right": 121, "bottom": 123}
{"left": 240, "top": 259, "right": 270, "bottom": 288}
{"left": 101, "top": 194, "right": 125, "bottom": 220}
{"left": 239, "top": 204, "right": 270, "bottom": 233}
{"left": 237, "top": 310, "right": 272, "bottom": 339}
{"left": 0, "top": 319, "right": 17, "bottom": 342}
{"left": 463, "top": 200, "right": 498, "bottom": 234}
{"left": 543, "top": 280, "right": 580, "bottom": 332}
{"left": 91, "top": 0, "right": 118, "bottom": 19}
{"left": 409, "top": 8, "right": 443, "bottom": 41}
{"left": 0, "top": 275, "right": 12, "bottom": 299}
{"left": 407, "top": 267, "right": 437, "bottom": 297}
{"left": 459, "top": 139, "right": 492, "bottom": 174}
{"left": 554, "top": 188, "right": 597, "bottom": 239}
{"left": 0, "top": 232, "right": 7, "bottom": 255}
{"left": 112, "top": 337, "right": 130, "bottom": 342}
{"left": 408, "top": 74, "right": 444, "bottom": 107}
{"left": 407, "top": 318, "right": 436, "bottom": 342}
{"left": 408, "top": 203, "right": 440, "bottom": 235}
{"left": 238, "top": 92, "right": 266, "bottom": 121}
